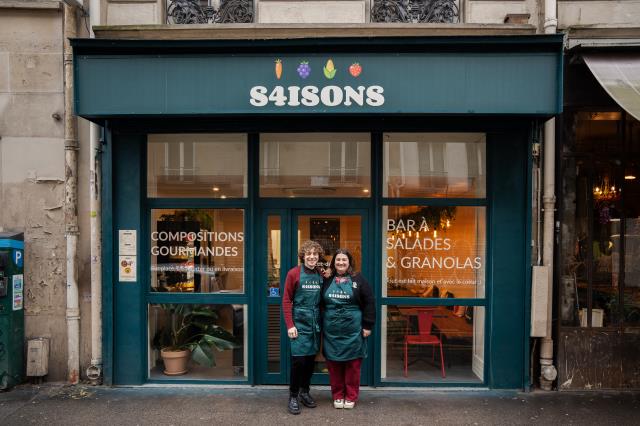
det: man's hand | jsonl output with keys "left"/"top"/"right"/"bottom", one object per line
{"left": 288, "top": 326, "right": 298, "bottom": 339}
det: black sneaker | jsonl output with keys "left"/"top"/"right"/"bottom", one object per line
{"left": 288, "top": 396, "right": 301, "bottom": 415}
{"left": 299, "top": 391, "right": 317, "bottom": 408}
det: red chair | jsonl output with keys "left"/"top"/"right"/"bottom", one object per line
{"left": 403, "top": 308, "right": 446, "bottom": 378}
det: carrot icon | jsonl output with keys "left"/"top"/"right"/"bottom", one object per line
{"left": 275, "top": 59, "right": 283, "bottom": 79}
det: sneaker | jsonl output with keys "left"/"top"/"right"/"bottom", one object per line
{"left": 288, "top": 396, "right": 301, "bottom": 415}
{"left": 333, "top": 399, "right": 344, "bottom": 409}
{"left": 344, "top": 400, "right": 355, "bottom": 409}
{"left": 299, "top": 392, "right": 317, "bottom": 408}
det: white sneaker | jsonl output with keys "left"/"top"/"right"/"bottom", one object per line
{"left": 333, "top": 399, "right": 344, "bottom": 409}
{"left": 344, "top": 400, "right": 355, "bottom": 409}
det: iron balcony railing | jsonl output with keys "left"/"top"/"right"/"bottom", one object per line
{"left": 166, "top": 0, "right": 460, "bottom": 25}
{"left": 371, "top": 0, "right": 460, "bottom": 23}
{"left": 166, "top": 0, "right": 254, "bottom": 24}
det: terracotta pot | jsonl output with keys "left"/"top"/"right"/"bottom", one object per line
{"left": 160, "top": 348, "right": 190, "bottom": 375}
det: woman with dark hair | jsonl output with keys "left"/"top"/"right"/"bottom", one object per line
{"left": 322, "top": 248, "right": 375, "bottom": 409}
{"left": 282, "top": 240, "right": 325, "bottom": 415}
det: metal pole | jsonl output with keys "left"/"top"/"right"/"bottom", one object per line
{"left": 86, "top": 0, "right": 103, "bottom": 385}
{"left": 63, "top": 2, "right": 80, "bottom": 384}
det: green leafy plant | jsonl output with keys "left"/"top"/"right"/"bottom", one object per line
{"left": 153, "top": 304, "right": 238, "bottom": 367}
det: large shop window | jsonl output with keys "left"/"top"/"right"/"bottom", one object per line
{"left": 382, "top": 206, "right": 486, "bottom": 299}
{"left": 147, "top": 134, "right": 247, "bottom": 198}
{"left": 148, "top": 303, "right": 247, "bottom": 380}
{"left": 380, "top": 133, "right": 486, "bottom": 384}
{"left": 259, "top": 133, "right": 371, "bottom": 197}
{"left": 383, "top": 133, "right": 486, "bottom": 198}
{"left": 150, "top": 209, "right": 244, "bottom": 293}
{"left": 560, "top": 112, "right": 640, "bottom": 328}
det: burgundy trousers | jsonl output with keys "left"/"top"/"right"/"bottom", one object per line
{"left": 326, "top": 358, "right": 363, "bottom": 402}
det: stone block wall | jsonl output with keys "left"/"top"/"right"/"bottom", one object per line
{"left": 0, "top": 6, "right": 67, "bottom": 381}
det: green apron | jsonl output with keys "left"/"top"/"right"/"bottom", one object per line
{"left": 290, "top": 267, "right": 322, "bottom": 357}
{"left": 322, "top": 275, "right": 367, "bottom": 361}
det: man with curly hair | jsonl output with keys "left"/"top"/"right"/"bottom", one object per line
{"left": 282, "top": 240, "right": 325, "bottom": 414}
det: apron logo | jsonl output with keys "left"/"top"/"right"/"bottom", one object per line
{"left": 352, "top": 282, "right": 358, "bottom": 288}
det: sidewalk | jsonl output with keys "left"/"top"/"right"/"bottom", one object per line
{"left": 0, "top": 384, "right": 638, "bottom": 425}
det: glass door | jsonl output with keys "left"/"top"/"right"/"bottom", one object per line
{"left": 258, "top": 209, "right": 370, "bottom": 385}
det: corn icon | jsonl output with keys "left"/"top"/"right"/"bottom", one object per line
{"left": 323, "top": 59, "right": 336, "bottom": 79}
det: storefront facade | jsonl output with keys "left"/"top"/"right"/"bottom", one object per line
{"left": 557, "top": 38, "right": 640, "bottom": 389}
{"left": 73, "top": 34, "right": 562, "bottom": 388}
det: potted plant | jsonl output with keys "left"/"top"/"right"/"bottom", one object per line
{"left": 153, "top": 304, "right": 238, "bottom": 375}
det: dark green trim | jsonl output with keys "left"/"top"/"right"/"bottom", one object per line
{"left": 71, "top": 34, "right": 565, "bottom": 56}
{"left": 487, "top": 131, "right": 529, "bottom": 389}
{"left": 371, "top": 131, "right": 383, "bottom": 387}
{"left": 147, "top": 378, "right": 249, "bottom": 385}
{"left": 101, "top": 124, "right": 114, "bottom": 386}
{"left": 147, "top": 293, "right": 247, "bottom": 305}
{"left": 113, "top": 133, "right": 146, "bottom": 385}
{"left": 147, "top": 198, "right": 250, "bottom": 208}
{"left": 381, "top": 298, "right": 486, "bottom": 306}
{"left": 381, "top": 198, "right": 486, "bottom": 206}
{"left": 258, "top": 198, "right": 371, "bottom": 209}
{"left": 379, "top": 380, "right": 487, "bottom": 387}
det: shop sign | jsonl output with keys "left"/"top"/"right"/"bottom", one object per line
{"left": 151, "top": 230, "right": 244, "bottom": 275}
{"left": 250, "top": 58, "right": 384, "bottom": 108}
{"left": 385, "top": 217, "right": 482, "bottom": 288}
{"left": 75, "top": 51, "right": 561, "bottom": 116}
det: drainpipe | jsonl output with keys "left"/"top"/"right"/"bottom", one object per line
{"left": 63, "top": 2, "right": 80, "bottom": 384}
{"left": 86, "top": 0, "right": 103, "bottom": 385}
{"left": 539, "top": 0, "right": 558, "bottom": 390}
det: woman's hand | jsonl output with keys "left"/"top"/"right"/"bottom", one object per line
{"left": 322, "top": 268, "right": 332, "bottom": 278}
{"left": 288, "top": 326, "right": 298, "bottom": 339}
{"left": 362, "top": 329, "right": 371, "bottom": 338}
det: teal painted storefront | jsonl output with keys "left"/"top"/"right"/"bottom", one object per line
{"left": 73, "top": 35, "right": 562, "bottom": 389}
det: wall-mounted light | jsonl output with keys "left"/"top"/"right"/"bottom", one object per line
{"left": 625, "top": 165, "right": 637, "bottom": 180}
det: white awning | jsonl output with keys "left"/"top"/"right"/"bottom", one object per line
{"left": 583, "top": 53, "right": 640, "bottom": 121}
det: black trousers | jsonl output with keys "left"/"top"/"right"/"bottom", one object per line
{"left": 289, "top": 355, "right": 315, "bottom": 396}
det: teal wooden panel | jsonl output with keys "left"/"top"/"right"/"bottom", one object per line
{"left": 488, "top": 131, "right": 530, "bottom": 389}
{"left": 113, "top": 134, "right": 145, "bottom": 385}
{"left": 75, "top": 52, "right": 560, "bottom": 116}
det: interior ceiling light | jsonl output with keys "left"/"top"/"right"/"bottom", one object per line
{"left": 212, "top": 187, "right": 220, "bottom": 192}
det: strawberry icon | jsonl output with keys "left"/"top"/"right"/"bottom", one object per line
{"left": 349, "top": 63, "right": 362, "bottom": 77}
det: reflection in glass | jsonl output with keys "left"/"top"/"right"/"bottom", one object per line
{"left": 147, "top": 134, "right": 247, "bottom": 198}
{"left": 382, "top": 206, "right": 485, "bottom": 299}
{"left": 267, "top": 305, "right": 281, "bottom": 373}
{"left": 148, "top": 304, "right": 246, "bottom": 380}
{"left": 384, "top": 133, "right": 486, "bottom": 198}
{"left": 150, "top": 209, "right": 244, "bottom": 293}
{"left": 560, "top": 159, "right": 589, "bottom": 326}
{"left": 297, "top": 215, "right": 362, "bottom": 271}
{"left": 590, "top": 162, "right": 621, "bottom": 327}
{"left": 260, "top": 133, "right": 371, "bottom": 197}
{"left": 381, "top": 305, "right": 484, "bottom": 382}
{"left": 267, "top": 216, "right": 281, "bottom": 297}
{"left": 623, "top": 172, "right": 640, "bottom": 326}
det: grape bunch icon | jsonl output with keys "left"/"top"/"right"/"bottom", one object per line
{"left": 297, "top": 61, "right": 311, "bottom": 79}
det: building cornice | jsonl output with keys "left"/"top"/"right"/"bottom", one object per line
{"left": 0, "top": 0, "right": 61, "bottom": 10}
{"left": 93, "top": 23, "right": 537, "bottom": 40}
